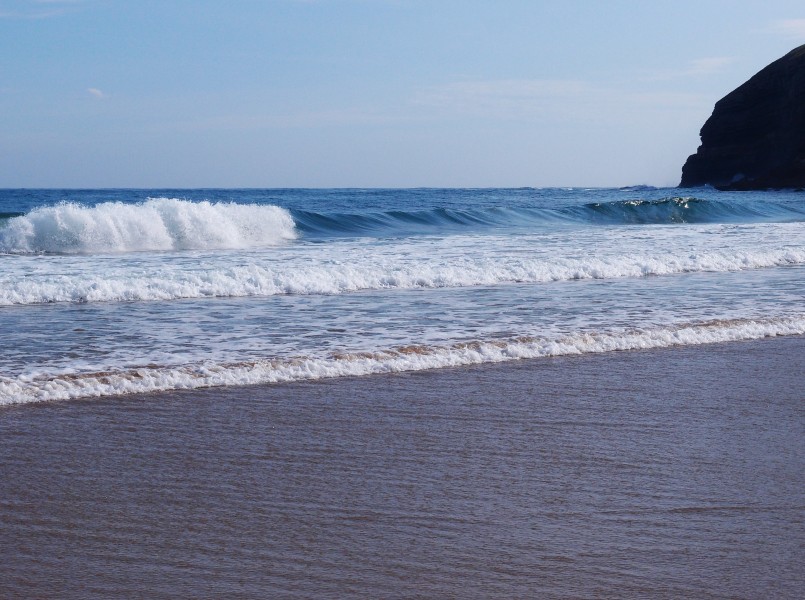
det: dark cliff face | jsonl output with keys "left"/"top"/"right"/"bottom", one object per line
{"left": 680, "top": 44, "right": 805, "bottom": 190}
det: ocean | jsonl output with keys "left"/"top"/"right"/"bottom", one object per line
{"left": 2, "top": 187, "right": 804, "bottom": 598}
{"left": 0, "top": 187, "right": 803, "bottom": 404}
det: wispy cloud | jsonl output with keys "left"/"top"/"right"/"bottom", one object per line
{"left": 687, "top": 57, "right": 735, "bottom": 75}
{"left": 0, "top": 9, "right": 64, "bottom": 18}
{"left": 0, "top": 0, "right": 88, "bottom": 19}
{"left": 156, "top": 107, "right": 397, "bottom": 135}
{"left": 87, "top": 87, "right": 106, "bottom": 99}
{"left": 765, "top": 18, "right": 805, "bottom": 40}
{"left": 641, "top": 56, "right": 735, "bottom": 81}
{"left": 413, "top": 79, "right": 592, "bottom": 117}
{"left": 412, "top": 78, "right": 704, "bottom": 121}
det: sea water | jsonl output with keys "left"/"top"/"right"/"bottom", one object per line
{"left": 1, "top": 187, "right": 803, "bottom": 404}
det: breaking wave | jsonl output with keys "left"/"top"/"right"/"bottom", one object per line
{"left": 1, "top": 245, "right": 803, "bottom": 305}
{"left": 0, "top": 198, "right": 296, "bottom": 254}
{"left": 1, "top": 196, "right": 803, "bottom": 254}
{"left": 2, "top": 316, "right": 803, "bottom": 405}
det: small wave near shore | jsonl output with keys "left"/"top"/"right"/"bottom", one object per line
{"left": 2, "top": 315, "right": 803, "bottom": 405}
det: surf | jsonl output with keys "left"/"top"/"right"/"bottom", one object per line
{"left": 2, "top": 194, "right": 804, "bottom": 255}
{"left": 2, "top": 315, "right": 803, "bottom": 405}
{"left": 0, "top": 198, "right": 296, "bottom": 254}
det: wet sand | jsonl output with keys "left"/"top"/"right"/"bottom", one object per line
{"left": 2, "top": 337, "right": 804, "bottom": 599}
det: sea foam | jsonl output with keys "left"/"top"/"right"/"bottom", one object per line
{"left": 1, "top": 244, "right": 803, "bottom": 305}
{"left": 0, "top": 198, "right": 296, "bottom": 254}
{"left": 1, "top": 316, "right": 803, "bottom": 405}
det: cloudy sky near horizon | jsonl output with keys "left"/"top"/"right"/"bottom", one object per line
{"left": 2, "top": 0, "right": 805, "bottom": 188}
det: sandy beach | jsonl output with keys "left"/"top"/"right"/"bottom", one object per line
{"left": 1, "top": 336, "right": 803, "bottom": 599}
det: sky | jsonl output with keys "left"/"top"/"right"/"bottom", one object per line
{"left": 2, "top": 0, "right": 805, "bottom": 188}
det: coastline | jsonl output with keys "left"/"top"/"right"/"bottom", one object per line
{"left": 2, "top": 335, "right": 803, "bottom": 598}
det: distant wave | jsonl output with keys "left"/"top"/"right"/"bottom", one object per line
{"left": 2, "top": 315, "right": 803, "bottom": 404}
{"left": 292, "top": 196, "right": 805, "bottom": 237}
{"left": 577, "top": 197, "right": 804, "bottom": 224}
{"left": 0, "top": 198, "right": 296, "bottom": 254}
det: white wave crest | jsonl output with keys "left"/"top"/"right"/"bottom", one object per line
{"left": 2, "top": 316, "right": 803, "bottom": 405}
{"left": 0, "top": 246, "right": 803, "bottom": 305}
{"left": 0, "top": 198, "right": 296, "bottom": 254}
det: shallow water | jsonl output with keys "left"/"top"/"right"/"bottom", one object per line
{"left": 1, "top": 337, "right": 803, "bottom": 599}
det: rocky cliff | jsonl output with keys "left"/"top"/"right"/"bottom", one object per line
{"left": 679, "top": 44, "right": 805, "bottom": 190}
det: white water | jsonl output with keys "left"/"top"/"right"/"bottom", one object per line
{"left": 1, "top": 222, "right": 803, "bottom": 305}
{"left": 2, "top": 316, "right": 802, "bottom": 405}
{"left": 2, "top": 190, "right": 803, "bottom": 406}
{"left": 0, "top": 198, "right": 296, "bottom": 254}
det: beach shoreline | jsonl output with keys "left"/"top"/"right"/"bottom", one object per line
{"left": 2, "top": 335, "right": 803, "bottom": 598}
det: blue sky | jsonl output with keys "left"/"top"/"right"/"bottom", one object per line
{"left": 2, "top": 0, "right": 804, "bottom": 187}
